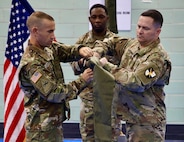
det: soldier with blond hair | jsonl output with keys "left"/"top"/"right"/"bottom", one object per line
{"left": 18, "top": 11, "right": 94, "bottom": 142}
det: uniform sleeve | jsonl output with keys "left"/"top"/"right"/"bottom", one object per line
{"left": 93, "top": 36, "right": 129, "bottom": 60}
{"left": 112, "top": 53, "right": 167, "bottom": 92}
{"left": 21, "top": 62, "right": 87, "bottom": 103}
{"left": 52, "top": 42, "right": 83, "bottom": 62}
{"left": 70, "top": 59, "right": 88, "bottom": 75}
{"left": 103, "top": 61, "right": 118, "bottom": 72}
{"left": 70, "top": 35, "right": 88, "bottom": 75}
{"left": 92, "top": 37, "right": 114, "bottom": 57}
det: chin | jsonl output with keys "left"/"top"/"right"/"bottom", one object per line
{"left": 137, "top": 38, "right": 144, "bottom": 42}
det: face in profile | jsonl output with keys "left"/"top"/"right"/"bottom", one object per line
{"left": 34, "top": 19, "right": 55, "bottom": 47}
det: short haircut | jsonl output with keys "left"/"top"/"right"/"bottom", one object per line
{"left": 26, "top": 11, "right": 54, "bottom": 29}
{"left": 141, "top": 9, "right": 163, "bottom": 28}
{"left": 89, "top": 4, "right": 108, "bottom": 15}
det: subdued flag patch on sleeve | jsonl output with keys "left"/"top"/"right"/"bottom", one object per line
{"left": 31, "top": 71, "right": 42, "bottom": 83}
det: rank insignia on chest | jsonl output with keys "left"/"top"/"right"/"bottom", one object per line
{"left": 145, "top": 68, "right": 156, "bottom": 78}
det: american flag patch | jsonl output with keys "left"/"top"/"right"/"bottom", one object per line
{"left": 31, "top": 71, "right": 42, "bottom": 83}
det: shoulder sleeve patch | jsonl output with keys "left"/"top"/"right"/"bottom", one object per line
{"left": 31, "top": 71, "right": 42, "bottom": 83}
{"left": 145, "top": 68, "right": 156, "bottom": 78}
{"left": 135, "top": 64, "right": 159, "bottom": 85}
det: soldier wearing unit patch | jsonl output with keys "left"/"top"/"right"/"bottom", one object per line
{"left": 94, "top": 9, "right": 172, "bottom": 142}
{"left": 18, "top": 11, "right": 93, "bottom": 142}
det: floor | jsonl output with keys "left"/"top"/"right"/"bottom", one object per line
{"left": 63, "top": 140, "right": 184, "bottom": 142}
{"left": 0, "top": 139, "right": 183, "bottom": 142}
{"left": 165, "top": 141, "right": 184, "bottom": 142}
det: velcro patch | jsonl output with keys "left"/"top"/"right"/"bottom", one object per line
{"left": 31, "top": 71, "right": 42, "bottom": 83}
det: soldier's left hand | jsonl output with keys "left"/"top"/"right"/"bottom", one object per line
{"left": 79, "top": 47, "right": 94, "bottom": 58}
{"left": 81, "top": 68, "right": 93, "bottom": 83}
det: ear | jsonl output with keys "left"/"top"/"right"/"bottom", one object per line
{"left": 32, "top": 26, "right": 38, "bottom": 34}
{"left": 88, "top": 16, "right": 91, "bottom": 22}
{"left": 156, "top": 28, "right": 161, "bottom": 36}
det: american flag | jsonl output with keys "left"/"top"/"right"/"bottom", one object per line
{"left": 3, "top": 0, "right": 34, "bottom": 141}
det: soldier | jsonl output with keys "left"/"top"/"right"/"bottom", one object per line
{"left": 70, "top": 4, "right": 124, "bottom": 142}
{"left": 95, "top": 9, "right": 172, "bottom": 142}
{"left": 18, "top": 11, "right": 94, "bottom": 142}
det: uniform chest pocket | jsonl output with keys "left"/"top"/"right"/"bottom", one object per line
{"left": 44, "top": 62, "right": 54, "bottom": 72}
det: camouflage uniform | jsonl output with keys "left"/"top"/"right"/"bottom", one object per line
{"left": 94, "top": 36, "right": 171, "bottom": 142}
{"left": 71, "top": 29, "right": 119, "bottom": 141}
{"left": 18, "top": 41, "right": 88, "bottom": 142}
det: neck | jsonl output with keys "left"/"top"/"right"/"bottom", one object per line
{"left": 92, "top": 29, "right": 107, "bottom": 37}
{"left": 140, "top": 38, "right": 158, "bottom": 48}
{"left": 29, "top": 38, "right": 44, "bottom": 50}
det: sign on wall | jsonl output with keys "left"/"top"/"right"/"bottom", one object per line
{"left": 89, "top": 0, "right": 131, "bottom": 31}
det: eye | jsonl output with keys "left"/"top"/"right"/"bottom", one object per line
{"left": 137, "top": 25, "right": 150, "bottom": 31}
{"left": 90, "top": 15, "right": 97, "bottom": 19}
{"left": 143, "top": 27, "right": 150, "bottom": 30}
{"left": 98, "top": 15, "right": 105, "bottom": 19}
{"left": 48, "top": 30, "right": 54, "bottom": 33}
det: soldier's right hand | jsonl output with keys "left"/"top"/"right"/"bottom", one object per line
{"left": 81, "top": 68, "right": 93, "bottom": 83}
{"left": 79, "top": 47, "right": 94, "bottom": 58}
{"left": 99, "top": 57, "right": 108, "bottom": 67}
{"left": 93, "top": 52, "right": 101, "bottom": 58}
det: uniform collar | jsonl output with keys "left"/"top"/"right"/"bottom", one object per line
{"left": 88, "top": 29, "right": 114, "bottom": 41}
{"left": 28, "top": 41, "right": 53, "bottom": 61}
{"left": 129, "top": 38, "right": 160, "bottom": 56}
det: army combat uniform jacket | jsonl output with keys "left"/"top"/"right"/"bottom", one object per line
{"left": 94, "top": 36, "right": 171, "bottom": 141}
{"left": 18, "top": 41, "right": 87, "bottom": 141}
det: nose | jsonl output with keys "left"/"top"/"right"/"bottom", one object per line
{"left": 138, "top": 27, "right": 144, "bottom": 34}
{"left": 51, "top": 33, "right": 55, "bottom": 41}
{"left": 53, "top": 36, "right": 57, "bottom": 41}
{"left": 95, "top": 17, "right": 101, "bottom": 23}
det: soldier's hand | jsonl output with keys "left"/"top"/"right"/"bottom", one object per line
{"left": 79, "top": 47, "right": 94, "bottom": 58}
{"left": 93, "top": 52, "right": 101, "bottom": 58}
{"left": 81, "top": 68, "right": 93, "bottom": 83}
{"left": 100, "top": 57, "right": 108, "bottom": 67}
